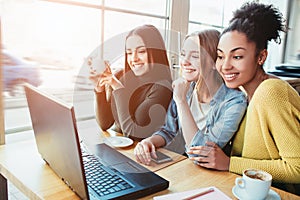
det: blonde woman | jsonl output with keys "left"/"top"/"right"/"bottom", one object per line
{"left": 134, "top": 29, "right": 247, "bottom": 165}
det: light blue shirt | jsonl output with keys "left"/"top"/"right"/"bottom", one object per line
{"left": 153, "top": 82, "right": 248, "bottom": 152}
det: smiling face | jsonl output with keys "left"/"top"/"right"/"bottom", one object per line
{"left": 216, "top": 31, "right": 260, "bottom": 89}
{"left": 125, "top": 35, "right": 150, "bottom": 76}
{"left": 180, "top": 36, "right": 201, "bottom": 82}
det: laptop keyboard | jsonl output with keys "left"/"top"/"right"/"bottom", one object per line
{"left": 82, "top": 153, "right": 133, "bottom": 197}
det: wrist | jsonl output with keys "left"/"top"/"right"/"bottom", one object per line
{"left": 175, "top": 99, "right": 189, "bottom": 109}
{"left": 94, "top": 86, "right": 104, "bottom": 93}
{"left": 112, "top": 84, "right": 124, "bottom": 90}
{"left": 151, "top": 135, "right": 166, "bottom": 147}
{"left": 175, "top": 99, "right": 187, "bottom": 105}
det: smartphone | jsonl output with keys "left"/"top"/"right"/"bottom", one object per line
{"left": 104, "top": 60, "right": 113, "bottom": 73}
{"left": 151, "top": 151, "right": 172, "bottom": 164}
{"left": 86, "top": 56, "right": 108, "bottom": 74}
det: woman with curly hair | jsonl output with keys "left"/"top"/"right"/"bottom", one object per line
{"left": 187, "top": 2, "right": 300, "bottom": 194}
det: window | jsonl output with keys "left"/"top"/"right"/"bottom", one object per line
{"left": 284, "top": 0, "right": 300, "bottom": 65}
{"left": 1, "top": 0, "right": 292, "bottom": 138}
{"left": 105, "top": 0, "right": 167, "bottom": 15}
{"left": 102, "top": 9, "right": 167, "bottom": 67}
{"left": 188, "top": 0, "right": 289, "bottom": 71}
{"left": 1, "top": 0, "right": 169, "bottom": 73}
{"left": 188, "top": 0, "right": 247, "bottom": 33}
{"left": 1, "top": 0, "right": 170, "bottom": 135}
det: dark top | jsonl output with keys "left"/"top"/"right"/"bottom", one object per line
{"left": 95, "top": 67, "right": 172, "bottom": 139}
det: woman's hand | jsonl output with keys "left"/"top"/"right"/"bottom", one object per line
{"left": 186, "top": 141, "right": 230, "bottom": 171}
{"left": 89, "top": 62, "right": 124, "bottom": 92}
{"left": 172, "top": 77, "right": 190, "bottom": 105}
{"left": 134, "top": 138, "right": 156, "bottom": 165}
{"left": 89, "top": 70, "right": 105, "bottom": 92}
{"left": 99, "top": 65, "right": 124, "bottom": 90}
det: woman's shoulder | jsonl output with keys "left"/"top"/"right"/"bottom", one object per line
{"left": 257, "top": 78, "right": 294, "bottom": 95}
{"left": 261, "top": 78, "right": 286, "bottom": 87}
{"left": 150, "top": 78, "right": 173, "bottom": 91}
{"left": 254, "top": 78, "right": 298, "bottom": 102}
{"left": 249, "top": 78, "right": 300, "bottom": 114}
{"left": 218, "top": 83, "right": 247, "bottom": 102}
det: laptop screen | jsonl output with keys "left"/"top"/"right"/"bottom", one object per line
{"left": 24, "top": 84, "right": 89, "bottom": 199}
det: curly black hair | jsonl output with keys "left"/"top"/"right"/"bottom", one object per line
{"left": 222, "top": 2, "right": 287, "bottom": 53}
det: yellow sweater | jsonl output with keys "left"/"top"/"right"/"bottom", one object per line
{"left": 230, "top": 79, "right": 300, "bottom": 183}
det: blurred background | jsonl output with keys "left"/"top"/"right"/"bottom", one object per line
{"left": 0, "top": 0, "right": 298, "bottom": 137}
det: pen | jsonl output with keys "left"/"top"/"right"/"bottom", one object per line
{"left": 182, "top": 188, "right": 214, "bottom": 200}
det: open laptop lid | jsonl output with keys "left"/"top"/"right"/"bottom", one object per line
{"left": 25, "top": 84, "right": 169, "bottom": 200}
{"left": 275, "top": 63, "right": 300, "bottom": 73}
{"left": 24, "top": 84, "right": 89, "bottom": 200}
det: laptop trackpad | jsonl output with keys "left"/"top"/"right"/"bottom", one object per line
{"left": 88, "top": 143, "right": 149, "bottom": 173}
{"left": 111, "top": 162, "right": 145, "bottom": 174}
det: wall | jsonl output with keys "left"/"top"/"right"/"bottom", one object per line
{"left": 0, "top": 18, "right": 5, "bottom": 144}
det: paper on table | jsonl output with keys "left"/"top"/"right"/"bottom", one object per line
{"left": 153, "top": 186, "right": 231, "bottom": 200}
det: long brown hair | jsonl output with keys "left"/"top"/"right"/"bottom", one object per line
{"left": 124, "top": 24, "right": 170, "bottom": 74}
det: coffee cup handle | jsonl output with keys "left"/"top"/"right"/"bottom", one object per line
{"left": 235, "top": 177, "right": 245, "bottom": 188}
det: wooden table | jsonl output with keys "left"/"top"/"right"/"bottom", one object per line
{"left": 0, "top": 139, "right": 79, "bottom": 199}
{"left": 0, "top": 120, "right": 299, "bottom": 199}
{"left": 0, "top": 118, "right": 186, "bottom": 200}
{"left": 140, "top": 159, "right": 300, "bottom": 200}
{"left": 76, "top": 119, "right": 187, "bottom": 172}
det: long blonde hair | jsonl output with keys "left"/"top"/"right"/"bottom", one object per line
{"left": 185, "top": 29, "right": 222, "bottom": 101}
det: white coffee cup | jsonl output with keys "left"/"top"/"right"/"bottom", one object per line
{"left": 235, "top": 169, "right": 272, "bottom": 200}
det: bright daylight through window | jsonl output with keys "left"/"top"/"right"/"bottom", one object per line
{"left": 0, "top": 0, "right": 287, "bottom": 137}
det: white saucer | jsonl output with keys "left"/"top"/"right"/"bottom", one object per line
{"left": 104, "top": 136, "right": 133, "bottom": 148}
{"left": 232, "top": 185, "right": 281, "bottom": 200}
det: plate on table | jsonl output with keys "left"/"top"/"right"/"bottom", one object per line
{"left": 232, "top": 185, "right": 281, "bottom": 200}
{"left": 104, "top": 136, "right": 133, "bottom": 148}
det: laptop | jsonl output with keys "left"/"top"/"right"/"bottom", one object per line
{"left": 24, "top": 83, "right": 169, "bottom": 200}
{"left": 268, "top": 63, "right": 300, "bottom": 78}
{"left": 275, "top": 63, "right": 300, "bottom": 73}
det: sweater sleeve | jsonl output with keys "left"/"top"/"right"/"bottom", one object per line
{"left": 112, "top": 83, "right": 172, "bottom": 138}
{"left": 94, "top": 90, "right": 115, "bottom": 131}
{"left": 230, "top": 79, "right": 300, "bottom": 183}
